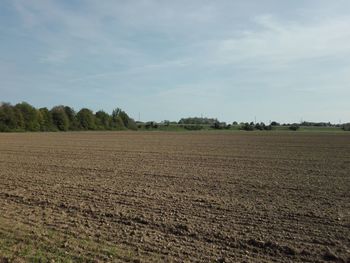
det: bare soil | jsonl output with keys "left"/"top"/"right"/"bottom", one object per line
{"left": 0, "top": 131, "right": 349, "bottom": 262}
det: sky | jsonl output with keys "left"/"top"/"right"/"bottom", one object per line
{"left": 1, "top": 0, "right": 350, "bottom": 123}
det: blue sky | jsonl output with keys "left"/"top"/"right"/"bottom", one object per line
{"left": 1, "top": 0, "right": 350, "bottom": 123}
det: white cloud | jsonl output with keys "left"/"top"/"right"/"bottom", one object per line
{"left": 40, "top": 50, "right": 69, "bottom": 64}
{"left": 211, "top": 15, "right": 350, "bottom": 68}
{"left": 5, "top": 0, "right": 350, "bottom": 122}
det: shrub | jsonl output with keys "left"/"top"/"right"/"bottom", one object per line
{"left": 184, "top": 125, "right": 203, "bottom": 130}
{"left": 289, "top": 124, "right": 300, "bottom": 131}
{"left": 51, "top": 106, "right": 69, "bottom": 131}
{"left": 241, "top": 123, "right": 255, "bottom": 131}
{"left": 342, "top": 123, "right": 350, "bottom": 131}
{"left": 76, "top": 108, "right": 96, "bottom": 130}
{"left": 270, "top": 121, "right": 280, "bottom": 126}
{"left": 15, "top": 102, "right": 40, "bottom": 131}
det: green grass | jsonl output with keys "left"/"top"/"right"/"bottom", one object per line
{"left": 298, "top": 126, "right": 343, "bottom": 132}
{"left": 137, "top": 124, "right": 346, "bottom": 133}
{"left": 0, "top": 217, "right": 141, "bottom": 262}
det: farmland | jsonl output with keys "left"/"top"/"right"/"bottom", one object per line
{"left": 0, "top": 131, "right": 349, "bottom": 262}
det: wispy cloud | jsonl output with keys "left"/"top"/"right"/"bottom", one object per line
{"left": 2, "top": 0, "right": 350, "bottom": 122}
{"left": 208, "top": 15, "right": 350, "bottom": 68}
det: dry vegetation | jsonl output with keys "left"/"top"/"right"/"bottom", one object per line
{"left": 0, "top": 131, "right": 349, "bottom": 262}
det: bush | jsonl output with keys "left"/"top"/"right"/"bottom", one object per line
{"left": 0, "top": 103, "right": 25, "bottom": 131}
{"left": 76, "top": 108, "right": 96, "bottom": 130}
{"left": 184, "top": 125, "right": 203, "bottom": 130}
{"left": 145, "top": 122, "right": 158, "bottom": 129}
{"left": 342, "top": 123, "right": 350, "bottom": 131}
{"left": 112, "top": 108, "right": 137, "bottom": 130}
{"left": 264, "top": 125, "right": 273, "bottom": 131}
{"left": 39, "top": 108, "right": 56, "bottom": 131}
{"left": 241, "top": 123, "right": 255, "bottom": 131}
{"left": 289, "top": 124, "right": 300, "bottom": 131}
{"left": 270, "top": 121, "right": 280, "bottom": 126}
{"left": 95, "top": 110, "right": 111, "bottom": 130}
{"left": 0, "top": 102, "right": 137, "bottom": 132}
{"left": 15, "top": 102, "right": 40, "bottom": 131}
{"left": 51, "top": 106, "right": 69, "bottom": 131}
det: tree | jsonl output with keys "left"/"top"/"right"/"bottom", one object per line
{"left": 127, "top": 117, "right": 138, "bottom": 130}
{"left": 76, "top": 108, "right": 96, "bottom": 130}
{"left": 0, "top": 103, "right": 23, "bottom": 131}
{"left": 15, "top": 102, "right": 40, "bottom": 131}
{"left": 39, "top": 107, "right": 55, "bottom": 131}
{"left": 179, "top": 117, "right": 218, "bottom": 125}
{"left": 342, "top": 123, "right": 350, "bottom": 131}
{"left": 13, "top": 106, "right": 25, "bottom": 130}
{"left": 0, "top": 103, "right": 139, "bottom": 132}
{"left": 112, "top": 108, "right": 137, "bottom": 130}
{"left": 111, "top": 108, "right": 128, "bottom": 130}
{"left": 95, "top": 110, "right": 111, "bottom": 130}
{"left": 241, "top": 122, "right": 255, "bottom": 131}
{"left": 51, "top": 106, "right": 69, "bottom": 131}
{"left": 64, "top": 106, "right": 77, "bottom": 130}
{"left": 289, "top": 124, "right": 300, "bottom": 131}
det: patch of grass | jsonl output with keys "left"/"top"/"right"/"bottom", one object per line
{"left": 298, "top": 126, "right": 343, "bottom": 132}
{"left": 0, "top": 217, "right": 138, "bottom": 262}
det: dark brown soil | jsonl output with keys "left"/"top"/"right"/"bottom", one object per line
{"left": 0, "top": 131, "right": 349, "bottom": 262}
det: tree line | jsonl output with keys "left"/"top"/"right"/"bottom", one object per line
{"left": 0, "top": 102, "right": 137, "bottom": 132}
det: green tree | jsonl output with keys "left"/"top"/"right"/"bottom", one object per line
{"left": 76, "top": 108, "right": 96, "bottom": 130}
{"left": 64, "top": 106, "right": 77, "bottom": 130}
{"left": 0, "top": 103, "right": 22, "bottom": 131}
{"left": 127, "top": 118, "right": 138, "bottom": 130}
{"left": 13, "top": 106, "right": 25, "bottom": 130}
{"left": 289, "top": 124, "right": 300, "bottom": 131}
{"left": 111, "top": 109, "right": 125, "bottom": 130}
{"left": 39, "top": 107, "right": 55, "bottom": 131}
{"left": 95, "top": 110, "right": 111, "bottom": 130}
{"left": 15, "top": 102, "right": 40, "bottom": 131}
{"left": 51, "top": 106, "right": 69, "bottom": 131}
{"left": 241, "top": 122, "right": 255, "bottom": 131}
{"left": 342, "top": 123, "right": 350, "bottom": 131}
{"left": 112, "top": 108, "right": 137, "bottom": 130}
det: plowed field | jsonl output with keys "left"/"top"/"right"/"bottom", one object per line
{"left": 0, "top": 132, "right": 349, "bottom": 262}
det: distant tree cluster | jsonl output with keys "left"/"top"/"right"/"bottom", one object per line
{"left": 178, "top": 117, "right": 219, "bottom": 125}
{"left": 178, "top": 117, "right": 230, "bottom": 130}
{"left": 288, "top": 124, "right": 300, "bottom": 131}
{"left": 0, "top": 102, "right": 137, "bottom": 132}
{"left": 300, "top": 121, "right": 334, "bottom": 127}
{"left": 342, "top": 123, "right": 350, "bottom": 131}
{"left": 240, "top": 122, "right": 273, "bottom": 131}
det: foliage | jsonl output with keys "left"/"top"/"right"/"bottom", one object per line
{"left": 241, "top": 122, "right": 255, "bottom": 131}
{"left": 301, "top": 121, "right": 333, "bottom": 127}
{"left": 255, "top": 122, "right": 272, "bottom": 131}
{"left": 289, "top": 124, "right": 300, "bottom": 131}
{"left": 111, "top": 109, "right": 126, "bottom": 130}
{"left": 184, "top": 125, "right": 203, "bottom": 130}
{"left": 51, "top": 106, "right": 69, "bottom": 131}
{"left": 64, "top": 106, "right": 77, "bottom": 130}
{"left": 342, "top": 123, "right": 350, "bottom": 131}
{"left": 0, "top": 102, "right": 138, "bottom": 133}
{"left": 76, "top": 108, "right": 96, "bottom": 130}
{"left": 95, "top": 110, "right": 111, "bottom": 130}
{"left": 144, "top": 122, "right": 158, "bottom": 129}
{"left": 112, "top": 108, "right": 137, "bottom": 130}
{"left": 179, "top": 117, "right": 218, "bottom": 125}
{"left": 15, "top": 102, "right": 40, "bottom": 131}
{"left": 0, "top": 103, "right": 24, "bottom": 131}
{"left": 38, "top": 108, "right": 55, "bottom": 131}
